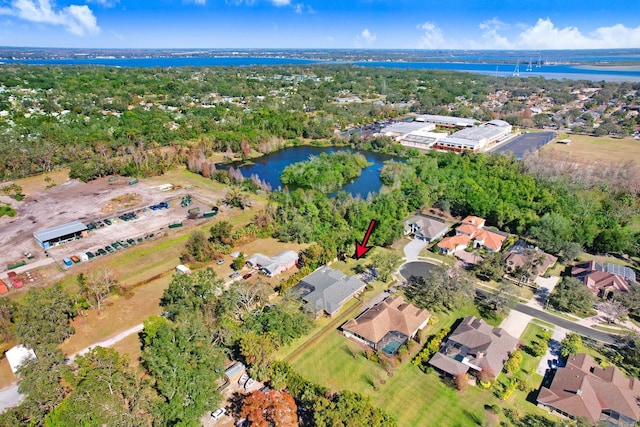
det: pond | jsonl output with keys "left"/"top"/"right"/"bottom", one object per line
{"left": 221, "top": 146, "right": 399, "bottom": 197}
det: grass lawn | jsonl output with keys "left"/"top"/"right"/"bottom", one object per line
{"left": 541, "top": 134, "right": 640, "bottom": 164}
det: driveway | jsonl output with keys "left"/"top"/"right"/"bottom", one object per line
{"left": 528, "top": 276, "right": 560, "bottom": 309}
{"left": 399, "top": 261, "right": 439, "bottom": 281}
{"left": 536, "top": 326, "right": 568, "bottom": 376}
{"left": 403, "top": 238, "right": 427, "bottom": 262}
{"left": 499, "top": 310, "right": 533, "bottom": 340}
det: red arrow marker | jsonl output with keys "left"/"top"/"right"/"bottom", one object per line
{"left": 354, "top": 219, "right": 377, "bottom": 259}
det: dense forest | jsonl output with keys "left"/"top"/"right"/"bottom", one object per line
{"left": 1, "top": 64, "right": 639, "bottom": 180}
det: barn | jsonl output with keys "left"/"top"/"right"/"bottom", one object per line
{"left": 33, "top": 221, "right": 88, "bottom": 249}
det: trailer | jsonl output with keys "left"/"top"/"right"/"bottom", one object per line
{"left": 203, "top": 210, "right": 218, "bottom": 218}
{"left": 188, "top": 207, "right": 200, "bottom": 214}
{"left": 175, "top": 264, "right": 191, "bottom": 275}
{"left": 168, "top": 222, "right": 183, "bottom": 229}
{"left": 128, "top": 178, "right": 139, "bottom": 185}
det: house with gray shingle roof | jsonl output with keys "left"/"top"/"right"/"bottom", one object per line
{"left": 404, "top": 214, "right": 449, "bottom": 242}
{"left": 428, "top": 316, "right": 518, "bottom": 380}
{"left": 294, "top": 266, "right": 366, "bottom": 317}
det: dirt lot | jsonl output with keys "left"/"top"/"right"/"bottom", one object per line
{"left": 0, "top": 173, "right": 227, "bottom": 281}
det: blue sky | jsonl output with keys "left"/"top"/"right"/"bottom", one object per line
{"left": 1, "top": 0, "right": 639, "bottom": 49}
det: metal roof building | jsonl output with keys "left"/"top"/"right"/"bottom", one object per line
{"left": 33, "top": 221, "right": 88, "bottom": 249}
{"left": 415, "top": 114, "right": 478, "bottom": 128}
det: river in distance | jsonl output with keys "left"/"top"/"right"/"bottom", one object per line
{"left": 2, "top": 55, "right": 640, "bottom": 82}
{"left": 220, "top": 146, "right": 397, "bottom": 198}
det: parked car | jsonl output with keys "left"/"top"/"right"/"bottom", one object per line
{"left": 211, "top": 407, "right": 226, "bottom": 420}
{"left": 105, "top": 245, "right": 114, "bottom": 253}
{"left": 229, "top": 271, "right": 241, "bottom": 279}
{"left": 242, "top": 273, "right": 253, "bottom": 280}
{"left": 244, "top": 378, "right": 256, "bottom": 390}
{"left": 104, "top": 218, "right": 112, "bottom": 225}
{"left": 238, "top": 373, "right": 249, "bottom": 386}
{"left": 216, "top": 259, "right": 225, "bottom": 265}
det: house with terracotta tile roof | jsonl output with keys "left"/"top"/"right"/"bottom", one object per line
{"left": 537, "top": 353, "right": 640, "bottom": 426}
{"left": 428, "top": 316, "right": 519, "bottom": 380}
{"left": 572, "top": 260, "right": 634, "bottom": 298}
{"left": 437, "top": 234, "right": 471, "bottom": 255}
{"left": 437, "top": 216, "right": 507, "bottom": 255}
{"left": 462, "top": 216, "right": 486, "bottom": 228}
{"left": 342, "top": 295, "right": 430, "bottom": 355}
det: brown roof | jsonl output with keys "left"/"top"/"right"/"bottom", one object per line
{"left": 342, "top": 296, "right": 430, "bottom": 344}
{"left": 538, "top": 353, "right": 640, "bottom": 424}
{"left": 429, "top": 316, "right": 518, "bottom": 379}
{"left": 572, "top": 261, "right": 633, "bottom": 295}
{"left": 505, "top": 249, "right": 557, "bottom": 279}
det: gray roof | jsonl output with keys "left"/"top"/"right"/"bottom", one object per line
{"left": 431, "top": 316, "right": 518, "bottom": 379}
{"left": 296, "top": 266, "right": 366, "bottom": 316}
{"left": 428, "top": 352, "right": 469, "bottom": 376}
{"left": 382, "top": 121, "right": 435, "bottom": 136}
{"left": 33, "top": 221, "right": 87, "bottom": 242}
{"left": 449, "top": 125, "right": 511, "bottom": 142}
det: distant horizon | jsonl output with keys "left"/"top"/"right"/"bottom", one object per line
{"left": 3, "top": 47, "right": 640, "bottom": 52}
{"left": 0, "top": 1, "right": 639, "bottom": 50}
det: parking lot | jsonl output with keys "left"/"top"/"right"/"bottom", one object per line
{"left": 492, "top": 131, "right": 556, "bottom": 159}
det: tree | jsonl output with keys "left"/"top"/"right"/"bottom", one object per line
{"left": 230, "top": 280, "right": 272, "bottom": 314}
{"left": 475, "top": 252, "right": 505, "bottom": 281}
{"left": 405, "top": 265, "right": 475, "bottom": 312}
{"left": 240, "top": 331, "right": 278, "bottom": 381}
{"left": 548, "top": 277, "right": 595, "bottom": 315}
{"left": 0, "top": 297, "right": 16, "bottom": 342}
{"left": 314, "top": 390, "right": 396, "bottom": 427}
{"left": 528, "top": 213, "right": 574, "bottom": 255}
{"left": 595, "top": 301, "right": 628, "bottom": 324}
{"left": 222, "top": 188, "right": 251, "bottom": 210}
{"left": 616, "top": 283, "right": 640, "bottom": 317}
{"left": 368, "top": 250, "right": 401, "bottom": 282}
{"left": 76, "top": 269, "right": 118, "bottom": 315}
{"left": 160, "top": 268, "right": 223, "bottom": 320}
{"left": 209, "top": 221, "right": 233, "bottom": 245}
{"left": 182, "top": 230, "right": 214, "bottom": 263}
{"left": 13, "top": 284, "right": 76, "bottom": 349}
{"left": 141, "top": 313, "right": 223, "bottom": 426}
{"left": 45, "top": 347, "right": 155, "bottom": 427}
{"left": 504, "top": 350, "right": 524, "bottom": 373}
{"left": 560, "top": 333, "right": 582, "bottom": 358}
{"left": 241, "top": 389, "right": 298, "bottom": 427}
{"left": 16, "top": 345, "right": 71, "bottom": 424}
{"left": 484, "top": 281, "right": 517, "bottom": 313}
{"left": 231, "top": 253, "right": 246, "bottom": 271}
{"left": 454, "top": 373, "right": 469, "bottom": 392}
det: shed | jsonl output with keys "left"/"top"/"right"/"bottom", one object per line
{"left": 6, "top": 345, "right": 37, "bottom": 374}
{"left": 33, "top": 221, "right": 88, "bottom": 249}
{"left": 224, "top": 361, "right": 246, "bottom": 382}
{"left": 175, "top": 264, "right": 191, "bottom": 275}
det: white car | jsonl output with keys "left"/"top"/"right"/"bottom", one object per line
{"left": 238, "top": 373, "right": 249, "bottom": 386}
{"left": 211, "top": 407, "right": 226, "bottom": 420}
{"left": 244, "top": 378, "right": 256, "bottom": 390}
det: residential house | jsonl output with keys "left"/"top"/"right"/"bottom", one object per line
{"left": 537, "top": 353, "right": 640, "bottom": 426}
{"left": 572, "top": 260, "right": 635, "bottom": 298}
{"left": 437, "top": 216, "right": 507, "bottom": 255}
{"left": 403, "top": 214, "right": 449, "bottom": 242}
{"left": 428, "top": 316, "right": 518, "bottom": 380}
{"left": 342, "top": 295, "right": 430, "bottom": 354}
{"left": 246, "top": 250, "right": 298, "bottom": 277}
{"left": 504, "top": 241, "right": 557, "bottom": 284}
{"left": 293, "top": 266, "right": 366, "bottom": 317}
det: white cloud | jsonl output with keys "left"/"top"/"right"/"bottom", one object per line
{"left": 184, "top": 0, "right": 206, "bottom": 4}
{"left": 271, "top": 0, "right": 290, "bottom": 5}
{"left": 8, "top": 0, "right": 99, "bottom": 36}
{"left": 356, "top": 28, "right": 376, "bottom": 46}
{"left": 415, "top": 17, "right": 640, "bottom": 49}
{"left": 417, "top": 21, "right": 446, "bottom": 49}
{"left": 294, "top": 3, "right": 303, "bottom": 14}
{"left": 515, "top": 18, "right": 640, "bottom": 49}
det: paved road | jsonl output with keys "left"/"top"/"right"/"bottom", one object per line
{"left": 512, "top": 302, "right": 617, "bottom": 345}
{"left": 474, "top": 288, "right": 616, "bottom": 344}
